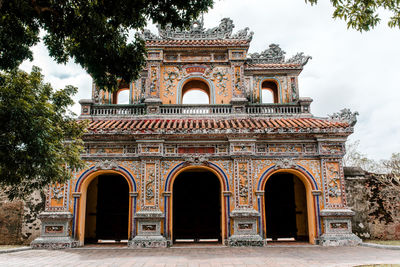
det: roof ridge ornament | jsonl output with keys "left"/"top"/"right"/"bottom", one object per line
{"left": 248, "top": 43, "right": 312, "bottom": 66}
{"left": 329, "top": 108, "right": 359, "bottom": 127}
{"left": 140, "top": 18, "right": 253, "bottom": 41}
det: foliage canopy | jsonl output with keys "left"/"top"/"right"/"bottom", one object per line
{"left": 0, "top": 0, "right": 213, "bottom": 90}
{"left": 0, "top": 67, "right": 87, "bottom": 199}
{"left": 344, "top": 140, "right": 400, "bottom": 175}
{"left": 306, "top": 0, "right": 400, "bottom": 32}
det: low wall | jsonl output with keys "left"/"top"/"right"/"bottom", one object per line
{"left": 0, "top": 191, "right": 44, "bottom": 245}
{"left": 344, "top": 167, "right": 400, "bottom": 240}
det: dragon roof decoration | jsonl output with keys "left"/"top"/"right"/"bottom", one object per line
{"left": 248, "top": 44, "right": 312, "bottom": 66}
{"left": 141, "top": 17, "right": 253, "bottom": 41}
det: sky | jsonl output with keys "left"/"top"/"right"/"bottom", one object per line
{"left": 20, "top": 0, "right": 400, "bottom": 161}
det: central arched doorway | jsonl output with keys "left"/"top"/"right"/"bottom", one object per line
{"left": 172, "top": 169, "right": 221, "bottom": 244}
{"left": 84, "top": 174, "right": 130, "bottom": 244}
{"left": 264, "top": 172, "right": 309, "bottom": 242}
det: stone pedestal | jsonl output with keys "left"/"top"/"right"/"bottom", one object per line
{"left": 128, "top": 211, "right": 169, "bottom": 248}
{"left": 230, "top": 97, "right": 248, "bottom": 114}
{"left": 31, "top": 212, "right": 78, "bottom": 249}
{"left": 144, "top": 98, "right": 162, "bottom": 114}
{"left": 227, "top": 209, "right": 264, "bottom": 246}
{"left": 319, "top": 209, "right": 361, "bottom": 246}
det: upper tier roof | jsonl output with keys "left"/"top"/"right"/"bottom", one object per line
{"left": 140, "top": 17, "right": 253, "bottom": 43}
{"left": 140, "top": 18, "right": 312, "bottom": 68}
{"left": 145, "top": 39, "right": 250, "bottom": 47}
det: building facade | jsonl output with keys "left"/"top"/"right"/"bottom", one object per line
{"left": 32, "top": 18, "right": 361, "bottom": 248}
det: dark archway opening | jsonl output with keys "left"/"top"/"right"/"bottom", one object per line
{"left": 85, "top": 174, "right": 129, "bottom": 244}
{"left": 173, "top": 170, "right": 221, "bottom": 244}
{"left": 265, "top": 172, "right": 308, "bottom": 242}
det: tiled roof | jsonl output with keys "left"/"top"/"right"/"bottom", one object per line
{"left": 245, "top": 63, "right": 303, "bottom": 70}
{"left": 145, "top": 39, "right": 250, "bottom": 47}
{"left": 85, "top": 117, "right": 349, "bottom": 134}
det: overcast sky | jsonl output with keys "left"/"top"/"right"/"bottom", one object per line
{"left": 20, "top": 0, "right": 400, "bottom": 161}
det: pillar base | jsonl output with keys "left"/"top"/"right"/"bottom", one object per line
{"left": 228, "top": 209, "right": 263, "bottom": 246}
{"left": 128, "top": 236, "right": 169, "bottom": 248}
{"left": 319, "top": 209, "right": 362, "bottom": 246}
{"left": 130, "top": 211, "right": 167, "bottom": 248}
{"left": 318, "top": 233, "right": 361, "bottom": 246}
{"left": 31, "top": 237, "right": 78, "bottom": 249}
{"left": 227, "top": 234, "right": 265, "bottom": 247}
{"left": 31, "top": 211, "right": 75, "bottom": 249}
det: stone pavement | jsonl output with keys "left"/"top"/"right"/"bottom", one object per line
{"left": 0, "top": 245, "right": 399, "bottom": 267}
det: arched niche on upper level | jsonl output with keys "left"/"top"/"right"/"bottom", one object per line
{"left": 259, "top": 78, "right": 281, "bottom": 104}
{"left": 115, "top": 89, "right": 130, "bottom": 104}
{"left": 111, "top": 80, "right": 131, "bottom": 104}
{"left": 177, "top": 77, "right": 215, "bottom": 104}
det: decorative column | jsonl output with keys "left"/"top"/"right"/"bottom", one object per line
{"left": 227, "top": 140, "right": 263, "bottom": 246}
{"left": 144, "top": 49, "right": 163, "bottom": 114}
{"left": 129, "top": 142, "right": 168, "bottom": 247}
{"left": 319, "top": 157, "right": 361, "bottom": 246}
{"left": 31, "top": 182, "right": 78, "bottom": 249}
{"left": 229, "top": 50, "right": 248, "bottom": 112}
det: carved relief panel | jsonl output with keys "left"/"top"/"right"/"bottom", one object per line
{"left": 46, "top": 181, "right": 70, "bottom": 212}
{"left": 322, "top": 160, "right": 346, "bottom": 208}
{"left": 141, "top": 160, "right": 160, "bottom": 209}
{"left": 147, "top": 64, "right": 161, "bottom": 98}
{"left": 230, "top": 140, "right": 255, "bottom": 156}
{"left": 319, "top": 142, "right": 345, "bottom": 156}
{"left": 256, "top": 142, "right": 317, "bottom": 156}
{"left": 162, "top": 66, "right": 180, "bottom": 101}
{"left": 138, "top": 143, "right": 163, "bottom": 156}
{"left": 234, "top": 159, "right": 253, "bottom": 208}
{"left": 232, "top": 64, "right": 244, "bottom": 98}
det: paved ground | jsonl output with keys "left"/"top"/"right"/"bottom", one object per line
{"left": 0, "top": 246, "right": 399, "bottom": 267}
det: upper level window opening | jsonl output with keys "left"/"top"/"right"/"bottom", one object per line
{"left": 181, "top": 79, "right": 210, "bottom": 104}
{"left": 261, "top": 81, "right": 279, "bottom": 104}
{"left": 116, "top": 89, "right": 130, "bottom": 104}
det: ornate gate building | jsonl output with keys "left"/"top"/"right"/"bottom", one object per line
{"left": 32, "top": 18, "right": 361, "bottom": 248}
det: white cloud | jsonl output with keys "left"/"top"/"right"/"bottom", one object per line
{"left": 21, "top": 0, "right": 400, "bottom": 160}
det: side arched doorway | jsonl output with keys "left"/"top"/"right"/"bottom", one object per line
{"left": 264, "top": 172, "right": 312, "bottom": 243}
{"left": 172, "top": 169, "right": 222, "bottom": 244}
{"left": 81, "top": 173, "right": 130, "bottom": 244}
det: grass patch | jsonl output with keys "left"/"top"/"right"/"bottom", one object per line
{"left": 364, "top": 240, "right": 400, "bottom": 246}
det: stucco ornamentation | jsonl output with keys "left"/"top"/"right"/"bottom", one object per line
{"left": 183, "top": 156, "right": 209, "bottom": 166}
{"left": 94, "top": 160, "right": 119, "bottom": 170}
{"left": 51, "top": 185, "right": 64, "bottom": 200}
{"left": 326, "top": 164, "right": 342, "bottom": 198}
{"left": 275, "top": 158, "right": 296, "bottom": 169}
{"left": 145, "top": 170, "right": 155, "bottom": 201}
{"left": 211, "top": 68, "right": 228, "bottom": 96}
{"left": 149, "top": 67, "right": 158, "bottom": 93}
{"left": 163, "top": 67, "right": 180, "bottom": 97}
